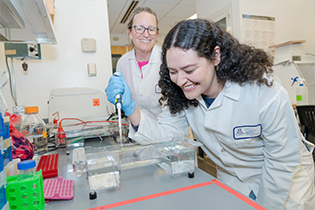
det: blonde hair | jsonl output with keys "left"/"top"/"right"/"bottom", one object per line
{"left": 127, "top": 7, "right": 158, "bottom": 29}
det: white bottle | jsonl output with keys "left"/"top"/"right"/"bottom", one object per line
{"left": 296, "top": 78, "right": 308, "bottom": 105}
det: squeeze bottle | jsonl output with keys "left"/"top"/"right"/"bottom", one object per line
{"left": 296, "top": 78, "right": 308, "bottom": 105}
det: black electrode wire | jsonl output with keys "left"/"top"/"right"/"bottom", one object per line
{"left": 5, "top": 57, "right": 18, "bottom": 106}
{"left": 106, "top": 112, "right": 115, "bottom": 121}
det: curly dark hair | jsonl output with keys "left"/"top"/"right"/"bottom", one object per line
{"left": 158, "top": 18, "right": 274, "bottom": 114}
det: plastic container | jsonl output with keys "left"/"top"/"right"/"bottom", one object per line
{"left": 17, "top": 160, "right": 36, "bottom": 180}
{"left": 296, "top": 78, "right": 308, "bottom": 105}
{"left": 85, "top": 147, "right": 120, "bottom": 192}
{"left": 5, "top": 158, "right": 21, "bottom": 177}
{"left": 147, "top": 137, "right": 201, "bottom": 176}
{"left": 20, "top": 106, "right": 48, "bottom": 155}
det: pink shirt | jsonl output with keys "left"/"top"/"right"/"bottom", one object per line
{"left": 137, "top": 60, "right": 149, "bottom": 79}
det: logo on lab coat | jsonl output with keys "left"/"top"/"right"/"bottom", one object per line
{"left": 233, "top": 124, "right": 262, "bottom": 140}
{"left": 155, "top": 84, "right": 161, "bottom": 93}
{"left": 236, "top": 129, "right": 243, "bottom": 134}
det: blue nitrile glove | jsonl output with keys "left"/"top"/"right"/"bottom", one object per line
{"left": 105, "top": 71, "right": 136, "bottom": 116}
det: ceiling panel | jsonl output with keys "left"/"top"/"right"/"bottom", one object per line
{"left": 107, "top": 0, "right": 196, "bottom": 36}
{"left": 141, "top": 2, "right": 178, "bottom": 19}
{"left": 167, "top": 5, "right": 195, "bottom": 18}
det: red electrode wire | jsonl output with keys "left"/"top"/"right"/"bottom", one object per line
{"left": 57, "top": 118, "right": 129, "bottom": 145}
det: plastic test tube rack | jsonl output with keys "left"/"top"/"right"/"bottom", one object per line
{"left": 36, "top": 154, "right": 59, "bottom": 179}
{"left": 6, "top": 171, "right": 45, "bottom": 210}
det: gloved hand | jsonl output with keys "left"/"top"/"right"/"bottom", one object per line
{"left": 105, "top": 71, "right": 135, "bottom": 116}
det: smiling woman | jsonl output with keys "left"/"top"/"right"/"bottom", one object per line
{"left": 166, "top": 47, "right": 222, "bottom": 100}
{"left": 105, "top": 18, "right": 315, "bottom": 210}
{"left": 126, "top": 7, "right": 159, "bottom": 61}
{"left": 107, "top": 7, "right": 163, "bottom": 124}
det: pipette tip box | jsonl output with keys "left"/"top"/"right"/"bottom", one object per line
{"left": 36, "top": 154, "right": 59, "bottom": 179}
{"left": 43, "top": 177, "right": 74, "bottom": 200}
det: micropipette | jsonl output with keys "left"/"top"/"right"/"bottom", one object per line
{"left": 115, "top": 94, "right": 123, "bottom": 144}
{"left": 113, "top": 72, "right": 123, "bottom": 145}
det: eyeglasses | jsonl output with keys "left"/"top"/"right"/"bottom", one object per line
{"left": 131, "top": 25, "right": 159, "bottom": 35}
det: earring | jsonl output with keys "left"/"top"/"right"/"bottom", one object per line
{"left": 216, "top": 66, "right": 219, "bottom": 71}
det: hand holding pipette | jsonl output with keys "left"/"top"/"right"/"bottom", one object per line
{"left": 105, "top": 71, "right": 136, "bottom": 116}
{"left": 105, "top": 71, "right": 136, "bottom": 144}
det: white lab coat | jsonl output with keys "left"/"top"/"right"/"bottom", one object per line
{"left": 117, "top": 45, "right": 162, "bottom": 120}
{"left": 130, "top": 79, "right": 315, "bottom": 210}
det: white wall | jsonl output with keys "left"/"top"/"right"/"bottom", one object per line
{"left": 196, "top": 0, "right": 241, "bottom": 39}
{"left": 0, "top": 0, "right": 113, "bottom": 119}
{"left": 196, "top": 0, "right": 315, "bottom": 53}
{"left": 110, "top": 34, "right": 130, "bottom": 46}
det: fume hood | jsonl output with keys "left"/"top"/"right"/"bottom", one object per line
{"left": 0, "top": 0, "right": 56, "bottom": 44}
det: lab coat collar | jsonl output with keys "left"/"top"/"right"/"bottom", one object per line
{"left": 127, "top": 45, "right": 160, "bottom": 64}
{"left": 223, "top": 81, "right": 240, "bottom": 101}
{"left": 196, "top": 95, "right": 207, "bottom": 109}
{"left": 196, "top": 81, "right": 240, "bottom": 109}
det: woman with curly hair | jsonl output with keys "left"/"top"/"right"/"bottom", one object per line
{"left": 105, "top": 18, "right": 314, "bottom": 209}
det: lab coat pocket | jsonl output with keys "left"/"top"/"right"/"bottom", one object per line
{"left": 221, "top": 137, "right": 264, "bottom": 162}
{"left": 232, "top": 137, "right": 263, "bottom": 149}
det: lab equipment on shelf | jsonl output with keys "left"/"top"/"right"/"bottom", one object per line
{"left": 72, "top": 137, "right": 202, "bottom": 199}
{"left": 20, "top": 106, "right": 48, "bottom": 155}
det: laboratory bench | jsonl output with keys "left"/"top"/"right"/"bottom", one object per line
{"left": 41, "top": 139, "right": 265, "bottom": 210}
